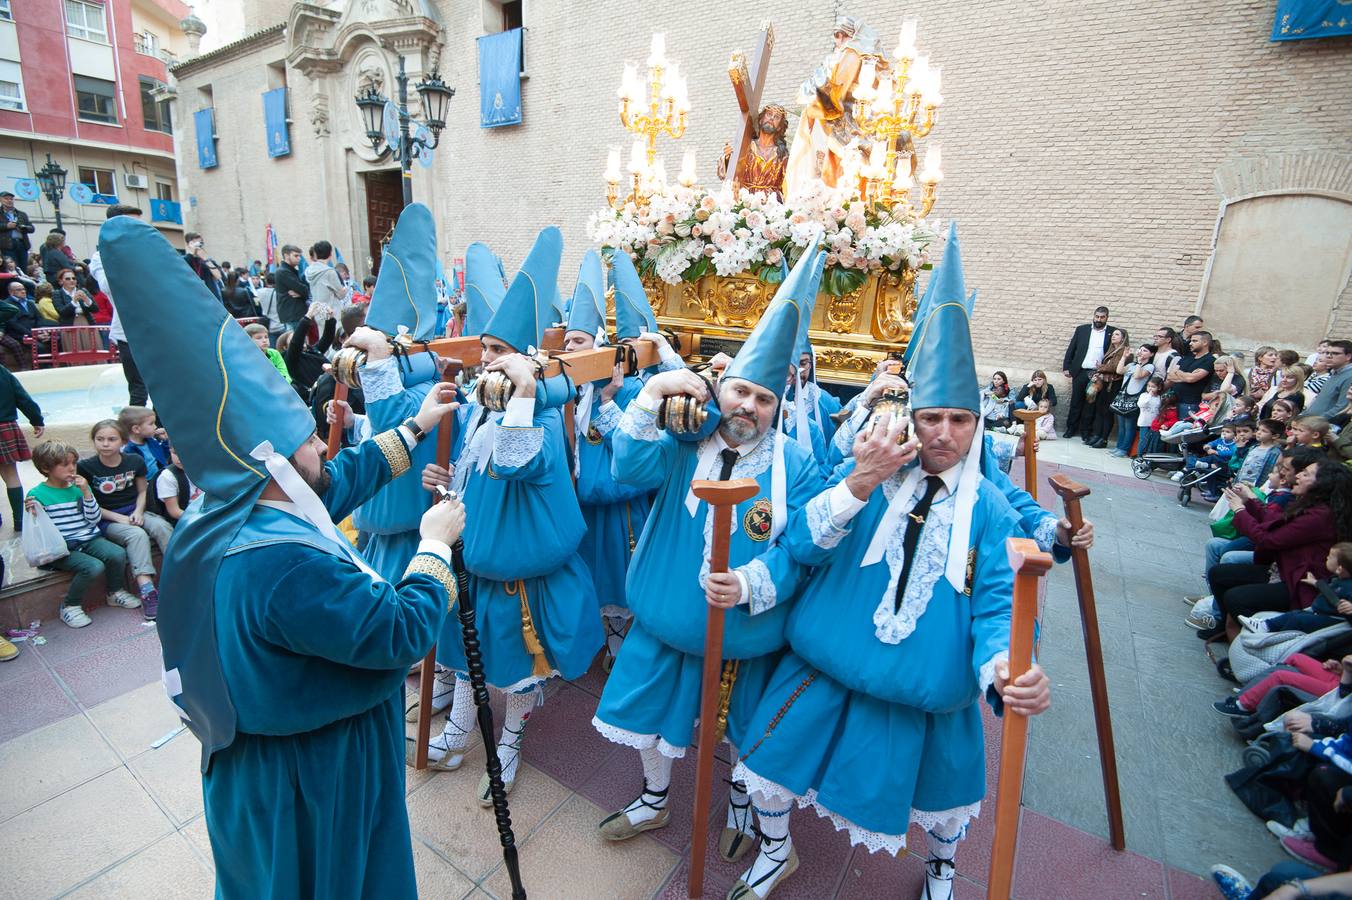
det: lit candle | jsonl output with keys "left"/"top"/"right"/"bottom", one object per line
{"left": 629, "top": 140, "right": 647, "bottom": 174}
{"left": 605, "top": 147, "right": 622, "bottom": 183}
{"left": 874, "top": 76, "right": 894, "bottom": 111}
{"left": 855, "top": 58, "right": 878, "bottom": 101}
{"left": 649, "top": 32, "right": 666, "bottom": 67}
{"left": 923, "top": 66, "right": 943, "bottom": 106}
{"left": 674, "top": 74, "right": 690, "bottom": 112}
{"left": 920, "top": 144, "right": 943, "bottom": 183}
{"left": 679, "top": 148, "right": 697, "bottom": 186}
{"left": 652, "top": 157, "right": 668, "bottom": 188}
{"left": 618, "top": 63, "right": 637, "bottom": 99}
{"left": 897, "top": 19, "right": 918, "bottom": 57}
{"left": 662, "top": 62, "right": 680, "bottom": 99}
{"left": 908, "top": 57, "right": 929, "bottom": 95}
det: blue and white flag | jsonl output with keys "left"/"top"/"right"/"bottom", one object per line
{"left": 477, "top": 28, "right": 522, "bottom": 128}
{"left": 1272, "top": 0, "right": 1352, "bottom": 40}
{"left": 263, "top": 88, "right": 290, "bottom": 158}
{"left": 194, "top": 108, "right": 218, "bottom": 169}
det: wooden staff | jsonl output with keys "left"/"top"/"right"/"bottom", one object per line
{"left": 412, "top": 402, "right": 458, "bottom": 771}
{"left": 987, "top": 537, "right": 1053, "bottom": 900}
{"left": 1011, "top": 407, "right": 1041, "bottom": 500}
{"left": 687, "top": 477, "right": 760, "bottom": 899}
{"left": 325, "top": 382, "right": 349, "bottom": 460}
{"left": 1049, "top": 473, "right": 1125, "bottom": 851}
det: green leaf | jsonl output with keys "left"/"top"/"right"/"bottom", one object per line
{"left": 757, "top": 262, "right": 786, "bottom": 284}
{"left": 823, "top": 265, "right": 868, "bottom": 297}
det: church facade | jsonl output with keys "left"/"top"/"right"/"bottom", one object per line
{"left": 168, "top": 0, "right": 1351, "bottom": 372}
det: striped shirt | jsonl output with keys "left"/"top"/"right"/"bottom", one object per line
{"left": 27, "top": 482, "right": 101, "bottom": 547}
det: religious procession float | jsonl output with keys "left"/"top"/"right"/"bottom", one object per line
{"left": 586, "top": 16, "right": 947, "bottom": 385}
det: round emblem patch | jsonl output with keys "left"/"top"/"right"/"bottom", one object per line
{"left": 586, "top": 424, "right": 603, "bottom": 445}
{"left": 742, "top": 499, "right": 773, "bottom": 542}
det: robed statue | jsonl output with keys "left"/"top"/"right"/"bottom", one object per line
{"left": 717, "top": 104, "right": 790, "bottom": 199}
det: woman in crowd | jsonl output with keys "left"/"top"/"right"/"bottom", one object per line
{"left": 1206, "top": 458, "right": 1352, "bottom": 646}
{"left": 53, "top": 269, "right": 96, "bottom": 327}
{"left": 39, "top": 233, "right": 69, "bottom": 286}
{"left": 1085, "top": 326, "right": 1130, "bottom": 447}
{"left": 1016, "top": 369, "right": 1057, "bottom": 411}
{"left": 220, "top": 269, "right": 261, "bottom": 320}
{"left": 1110, "top": 343, "right": 1155, "bottom": 457}
{"left": 1213, "top": 355, "right": 1246, "bottom": 399}
{"left": 981, "top": 370, "right": 1014, "bottom": 431}
{"left": 1257, "top": 366, "right": 1309, "bottom": 421}
{"left": 1247, "top": 346, "right": 1281, "bottom": 400}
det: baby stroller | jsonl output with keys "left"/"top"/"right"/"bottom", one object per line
{"left": 1131, "top": 418, "right": 1229, "bottom": 506}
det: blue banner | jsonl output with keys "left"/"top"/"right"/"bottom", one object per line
{"left": 150, "top": 199, "right": 182, "bottom": 224}
{"left": 1272, "top": 0, "right": 1352, "bottom": 40}
{"left": 194, "top": 108, "right": 218, "bottom": 169}
{"left": 263, "top": 87, "right": 290, "bottom": 158}
{"left": 477, "top": 28, "right": 522, "bottom": 128}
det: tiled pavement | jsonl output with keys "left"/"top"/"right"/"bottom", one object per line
{"left": 0, "top": 458, "right": 1282, "bottom": 899}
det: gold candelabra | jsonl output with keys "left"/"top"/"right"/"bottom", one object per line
{"left": 852, "top": 19, "right": 944, "bottom": 217}
{"left": 606, "top": 33, "right": 691, "bottom": 209}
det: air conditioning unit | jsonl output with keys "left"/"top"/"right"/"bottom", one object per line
{"left": 124, "top": 173, "right": 149, "bottom": 190}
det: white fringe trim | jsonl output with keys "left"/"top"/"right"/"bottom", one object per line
{"left": 591, "top": 716, "right": 687, "bottom": 759}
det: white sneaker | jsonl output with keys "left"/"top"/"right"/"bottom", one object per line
{"left": 1170, "top": 471, "right": 1186, "bottom": 482}
{"left": 1239, "top": 615, "right": 1268, "bottom": 633}
{"left": 1267, "top": 818, "right": 1313, "bottom": 840}
{"left": 106, "top": 589, "right": 142, "bottom": 609}
{"left": 60, "top": 605, "right": 92, "bottom": 628}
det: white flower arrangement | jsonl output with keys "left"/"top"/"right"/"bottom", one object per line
{"left": 586, "top": 184, "right": 939, "bottom": 296}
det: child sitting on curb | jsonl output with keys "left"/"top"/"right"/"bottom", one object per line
{"left": 154, "top": 443, "right": 200, "bottom": 522}
{"left": 25, "top": 440, "right": 138, "bottom": 628}
{"left": 1241, "top": 543, "right": 1352, "bottom": 635}
{"left": 78, "top": 419, "right": 170, "bottom": 620}
{"left": 118, "top": 405, "right": 169, "bottom": 485}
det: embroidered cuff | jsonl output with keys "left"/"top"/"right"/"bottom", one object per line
{"left": 618, "top": 403, "right": 662, "bottom": 441}
{"left": 493, "top": 426, "right": 543, "bottom": 469}
{"left": 503, "top": 396, "right": 535, "bottom": 428}
{"left": 592, "top": 400, "right": 623, "bottom": 436}
{"left": 403, "top": 552, "right": 458, "bottom": 611}
{"left": 1031, "top": 514, "right": 1059, "bottom": 555}
{"left": 359, "top": 356, "right": 402, "bottom": 404}
{"left": 373, "top": 429, "right": 412, "bottom": 478}
{"left": 738, "top": 558, "right": 777, "bottom": 615}
{"left": 805, "top": 491, "right": 851, "bottom": 549}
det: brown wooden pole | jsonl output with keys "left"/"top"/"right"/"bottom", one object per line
{"left": 1011, "top": 407, "right": 1041, "bottom": 500}
{"left": 987, "top": 538, "right": 1053, "bottom": 900}
{"left": 414, "top": 390, "right": 458, "bottom": 771}
{"left": 1048, "top": 473, "right": 1126, "bottom": 851}
{"left": 687, "top": 478, "right": 760, "bottom": 899}
{"left": 326, "top": 382, "right": 349, "bottom": 461}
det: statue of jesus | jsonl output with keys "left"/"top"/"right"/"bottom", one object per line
{"left": 717, "top": 104, "right": 790, "bottom": 199}
{"left": 783, "top": 15, "right": 880, "bottom": 199}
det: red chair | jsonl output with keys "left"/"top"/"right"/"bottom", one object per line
{"left": 27, "top": 327, "right": 117, "bottom": 368}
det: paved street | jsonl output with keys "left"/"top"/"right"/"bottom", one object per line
{"left": 0, "top": 456, "right": 1277, "bottom": 898}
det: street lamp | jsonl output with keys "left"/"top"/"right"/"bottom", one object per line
{"left": 35, "top": 153, "right": 68, "bottom": 232}
{"left": 355, "top": 56, "right": 455, "bottom": 206}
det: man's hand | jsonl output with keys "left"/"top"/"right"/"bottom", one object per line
{"left": 421, "top": 463, "right": 452, "bottom": 494}
{"left": 344, "top": 325, "right": 390, "bottom": 361}
{"left": 486, "top": 354, "right": 538, "bottom": 397}
{"left": 1284, "top": 710, "right": 1313, "bottom": 734}
{"left": 1062, "top": 370, "right": 1071, "bottom": 379}
{"left": 861, "top": 373, "right": 908, "bottom": 406}
{"left": 706, "top": 352, "right": 734, "bottom": 379}
{"left": 994, "top": 662, "right": 1051, "bottom": 715}
{"left": 705, "top": 571, "right": 741, "bottom": 609}
{"left": 600, "top": 364, "right": 625, "bottom": 403}
{"left": 1338, "top": 599, "right": 1352, "bottom": 617}
{"left": 1292, "top": 732, "right": 1314, "bottom": 752}
{"left": 129, "top": 511, "right": 144, "bottom": 527}
{"left": 31, "top": 425, "right": 43, "bottom": 439}
{"left": 642, "top": 368, "right": 709, "bottom": 401}
{"left": 326, "top": 399, "right": 353, "bottom": 429}
{"left": 1055, "top": 517, "right": 1094, "bottom": 550}
{"left": 413, "top": 382, "right": 459, "bottom": 433}
{"left": 418, "top": 490, "right": 466, "bottom": 546}
{"left": 844, "top": 411, "right": 919, "bottom": 501}
{"left": 637, "top": 330, "right": 672, "bottom": 356}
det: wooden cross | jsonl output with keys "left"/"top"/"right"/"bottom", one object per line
{"left": 723, "top": 22, "right": 775, "bottom": 190}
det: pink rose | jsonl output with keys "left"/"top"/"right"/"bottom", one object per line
{"left": 838, "top": 249, "right": 857, "bottom": 268}
{"left": 762, "top": 227, "right": 780, "bottom": 241}
{"left": 700, "top": 195, "right": 717, "bottom": 211}
{"left": 694, "top": 208, "right": 711, "bottom": 222}
{"left": 691, "top": 224, "right": 703, "bottom": 238}
{"left": 830, "top": 207, "right": 847, "bottom": 222}
{"left": 789, "top": 212, "right": 808, "bottom": 225}
{"left": 745, "top": 211, "right": 766, "bottom": 230}
{"left": 703, "top": 245, "right": 717, "bottom": 258}
{"left": 825, "top": 252, "right": 839, "bottom": 266}
{"left": 845, "top": 212, "right": 866, "bottom": 232}
{"left": 766, "top": 247, "right": 784, "bottom": 265}
{"left": 663, "top": 213, "right": 676, "bottom": 224}
{"left": 713, "top": 230, "right": 736, "bottom": 249}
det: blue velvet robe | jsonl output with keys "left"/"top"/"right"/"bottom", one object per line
{"left": 593, "top": 403, "right": 823, "bottom": 753}
{"left": 436, "top": 402, "right": 602, "bottom": 691}
{"left": 734, "top": 461, "right": 1021, "bottom": 846}
{"left": 205, "top": 438, "right": 449, "bottom": 899}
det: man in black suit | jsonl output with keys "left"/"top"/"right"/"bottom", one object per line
{"left": 0, "top": 192, "right": 34, "bottom": 267}
{"left": 1061, "top": 305, "right": 1110, "bottom": 439}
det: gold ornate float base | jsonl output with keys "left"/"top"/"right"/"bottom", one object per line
{"left": 631, "top": 269, "right": 918, "bottom": 387}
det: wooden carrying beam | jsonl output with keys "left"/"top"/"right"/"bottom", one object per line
{"left": 987, "top": 538, "right": 1053, "bottom": 900}
{"left": 1048, "top": 473, "right": 1125, "bottom": 851}
{"left": 541, "top": 339, "right": 677, "bottom": 383}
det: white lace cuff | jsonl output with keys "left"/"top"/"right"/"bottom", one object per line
{"left": 493, "top": 426, "right": 543, "bottom": 469}
{"left": 618, "top": 404, "right": 661, "bottom": 441}
{"left": 1031, "top": 514, "right": 1059, "bottom": 554}
{"left": 979, "top": 650, "right": 1009, "bottom": 696}
{"left": 592, "top": 400, "right": 622, "bottom": 436}
{"left": 805, "top": 491, "right": 851, "bottom": 549}
{"left": 502, "top": 396, "right": 534, "bottom": 428}
{"left": 738, "top": 558, "right": 777, "bottom": 615}
{"left": 359, "top": 355, "right": 402, "bottom": 404}
{"left": 827, "top": 481, "right": 867, "bottom": 526}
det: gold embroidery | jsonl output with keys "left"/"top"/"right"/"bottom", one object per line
{"left": 715, "top": 659, "right": 740, "bottom": 743}
{"left": 964, "top": 548, "right": 976, "bottom": 597}
{"left": 403, "top": 553, "right": 458, "bottom": 610}
{"left": 373, "top": 429, "right": 411, "bottom": 478}
{"left": 743, "top": 498, "right": 773, "bottom": 542}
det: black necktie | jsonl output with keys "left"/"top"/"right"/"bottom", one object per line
{"left": 894, "top": 475, "right": 945, "bottom": 613}
{"left": 717, "top": 448, "right": 739, "bottom": 481}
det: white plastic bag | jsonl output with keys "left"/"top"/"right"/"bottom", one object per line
{"left": 22, "top": 504, "right": 69, "bottom": 567}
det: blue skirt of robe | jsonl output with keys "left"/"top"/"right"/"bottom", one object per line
{"left": 203, "top": 692, "right": 416, "bottom": 900}
{"left": 576, "top": 496, "right": 648, "bottom": 616}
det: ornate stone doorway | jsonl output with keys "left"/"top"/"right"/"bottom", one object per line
{"left": 364, "top": 169, "right": 405, "bottom": 275}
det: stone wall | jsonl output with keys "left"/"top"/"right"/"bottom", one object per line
{"left": 170, "top": 0, "right": 1352, "bottom": 374}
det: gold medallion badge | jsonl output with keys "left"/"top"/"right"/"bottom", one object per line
{"left": 743, "top": 498, "right": 773, "bottom": 542}
{"left": 586, "top": 424, "right": 603, "bottom": 445}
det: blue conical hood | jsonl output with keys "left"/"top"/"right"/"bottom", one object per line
{"left": 463, "top": 241, "right": 505, "bottom": 336}
{"left": 724, "top": 238, "right": 826, "bottom": 394}
{"left": 365, "top": 203, "right": 439, "bottom": 342}
{"left": 484, "top": 226, "right": 562, "bottom": 352}
{"left": 906, "top": 223, "right": 979, "bottom": 413}
{"left": 551, "top": 284, "right": 566, "bottom": 326}
{"left": 99, "top": 217, "right": 313, "bottom": 498}
{"left": 565, "top": 250, "right": 605, "bottom": 339}
{"left": 610, "top": 249, "right": 658, "bottom": 339}
{"left": 794, "top": 251, "right": 826, "bottom": 358}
